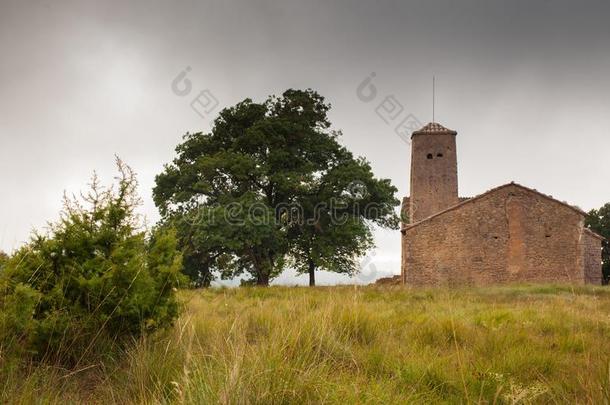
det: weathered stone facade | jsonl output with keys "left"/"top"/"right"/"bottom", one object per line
{"left": 401, "top": 123, "right": 604, "bottom": 286}
{"left": 583, "top": 229, "right": 604, "bottom": 285}
{"left": 409, "top": 123, "right": 459, "bottom": 222}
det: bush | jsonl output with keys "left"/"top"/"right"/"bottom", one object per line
{"left": 0, "top": 159, "right": 186, "bottom": 362}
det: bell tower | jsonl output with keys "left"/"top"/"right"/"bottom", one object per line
{"left": 409, "top": 122, "right": 459, "bottom": 222}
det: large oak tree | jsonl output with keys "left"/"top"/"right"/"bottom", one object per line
{"left": 153, "top": 89, "right": 399, "bottom": 286}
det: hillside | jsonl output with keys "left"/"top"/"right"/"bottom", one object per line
{"left": 3, "top": 285, "right": 610, "bottom": 403}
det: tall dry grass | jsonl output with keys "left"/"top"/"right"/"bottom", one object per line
{"left": 2, "top": 284, "right": 610, "bottom": 404}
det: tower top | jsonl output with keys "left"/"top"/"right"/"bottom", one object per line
{"left": 412, "top": 122, "right": 457, "bottom": 137}
{"left": 408, "top": 121, "right": 459, "bottom": 222}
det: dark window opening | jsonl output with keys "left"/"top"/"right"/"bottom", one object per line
{"left": 437, "top": 153, "right": 443, "bottom": 158}
{"left": 426, "top": 153, "right": 433, "bottom": 159}
{"left": 545, "top": 234, "right": 551, "bottom": 238}
{"left": 493, "top": 236, "right": 498, "bottom": 240}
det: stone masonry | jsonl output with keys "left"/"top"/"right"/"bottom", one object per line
{"left": 401, "top": 122, "right": 604, "bottom": 286}
{"left": 409, "top": 123, "right": 459, "bottom": 222}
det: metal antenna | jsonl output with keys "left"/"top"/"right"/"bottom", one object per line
{"left": 432, "top": 75, "right": 435, "bottom": 123}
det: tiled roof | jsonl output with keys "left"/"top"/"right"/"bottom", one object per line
{"left": 412, "top": 122, "right": 457, "bottom": 136}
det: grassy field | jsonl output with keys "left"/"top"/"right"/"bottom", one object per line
{"left": 2, "top": 284, "right": 610, "bottom": 404}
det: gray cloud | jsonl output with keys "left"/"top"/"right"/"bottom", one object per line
{"left": 1, "top": 0, "right": 609, "bottom": 283}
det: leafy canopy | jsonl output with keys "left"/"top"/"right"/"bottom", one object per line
{"left": 154, "top": 89, "right": 399, "bottom": 286}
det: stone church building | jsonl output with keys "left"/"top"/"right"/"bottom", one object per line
{"left": 401, "top": 122, "right": 604, "bottom": 286}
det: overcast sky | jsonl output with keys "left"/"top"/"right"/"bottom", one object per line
{"left": 1, "top": 0, "right": 609, "bottom": 285}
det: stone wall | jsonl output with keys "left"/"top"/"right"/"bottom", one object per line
{"left": 401, "top": 196, "right": 410, "bottom": 227}
{"left": 582, "top": 230, "right": 603, "bottom": 285}
{"left": 402, "top": 184, "right": 593, "bottom": 286}
{"left": 409, "top": 132, "right": 459, "bottom": 222}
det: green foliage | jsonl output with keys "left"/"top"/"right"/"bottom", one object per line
{"left": 0, "top": 159, "right": 185, "bottom": 362}
{"left": 0, "top": 251, "right": 8, "bottom": 267}
{"left": 586, "top": 203, "right": 610, "bottom": 284}
{"left": 0, "top": 251, "right": 8, "bottom": 279}
{"left": 154, "top": 89, "right": 399, "bottom": 286}
{"left": 0, "top": 283, "right": 40, "bottom": 348}
{"left": 288, "top": 154, "right": 399, "bottom": 285}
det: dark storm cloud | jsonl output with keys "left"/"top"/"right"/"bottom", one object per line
{"left": 1, "top": 0, "right": 609, "bottom": 283}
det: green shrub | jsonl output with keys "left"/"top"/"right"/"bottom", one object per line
{"left": 0, "top": 283, "right": 39, "bottom": 350}
{"left": 0, "top": 159, "right": 186, "bottom": 362}
{"left": 0, "top": 251, "right": 8, "bottom": 268}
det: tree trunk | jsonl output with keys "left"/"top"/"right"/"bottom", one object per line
{"left": 256, "top": 270, "right": 270, "bottom": 286}
{"left": 250, "top": 251, "right": 271, "bottom": 286}
{"left": 308, "top": 258, "right": 316, "bottom": 287}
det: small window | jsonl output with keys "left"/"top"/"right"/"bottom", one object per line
{"left": 437, "top": 153, "right": 443, "bottom": 158}
{"left": 426, "top": 153, "right": 433, "bottom": 159}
